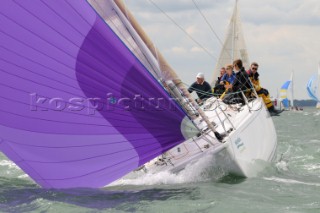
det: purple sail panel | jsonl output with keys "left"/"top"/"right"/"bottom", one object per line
{"left": 0, "top": 0, "right": 188, "bottom": 188}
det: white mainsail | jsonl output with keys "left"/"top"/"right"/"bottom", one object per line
{"left": 280, "top": 71, "right": 296, "bottom": 109}
{"left": 212, "top": 0, "right": 250, "bottom": 84}
{"left": 290, "top": 71, "right": 294, "bottom": 108}
{"left": 316, "top": 63, "right": 320, "bottom": 109}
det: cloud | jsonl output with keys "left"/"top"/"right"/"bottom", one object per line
{"left": 125, "top": 0, "right": 320, "bottom": 99}
{"left": 190, "top": 46, "right": 204, "bottom": 53}
{"left": 123, "top": 0, "right": 225, "bottom": 13}
{"left": 171, "top": 46, "right": 187, "bottom": 54}
{"left": 186, "top": 25, "right": 197, "bottom": 35}
{"left": 241, "top": 0, "right": 320, "bottom": 26}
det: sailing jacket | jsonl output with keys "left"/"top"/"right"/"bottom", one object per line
{"left": 188, "top": 81, "right": 213, "bottom": 100}
{"left": 247, "top": 70, "right": 262, "bottom": 92}
{"left": 232, "top": 67, "right": 252, "bottom": 93}
{"left": 221, "top": 72, "right": 236, "bottom": 84}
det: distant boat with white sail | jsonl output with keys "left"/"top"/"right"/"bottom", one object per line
{"left": 306, "top": 63, "right": 320, "bottom": 109}
{"left": 280, "top": 72, "right": 303, "bottom": 111}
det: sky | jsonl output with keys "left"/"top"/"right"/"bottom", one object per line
{"left": 124, "top": 0, "right": 320, "bottom": 100}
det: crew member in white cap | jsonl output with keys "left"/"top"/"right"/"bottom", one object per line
{"left": 188, "top": 72, "right": 212, "bottom": 103}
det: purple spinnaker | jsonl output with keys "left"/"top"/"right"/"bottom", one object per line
{"left": 0, "top": 0, "right": 188, "bottom": 188}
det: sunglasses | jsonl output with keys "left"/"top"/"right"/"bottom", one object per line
{"left": 252, "top": 67, "right": 258, "bottom": 70}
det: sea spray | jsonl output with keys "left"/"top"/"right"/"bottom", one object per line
{"left": 108, "top": 152, "right": 227, "bottom": 186}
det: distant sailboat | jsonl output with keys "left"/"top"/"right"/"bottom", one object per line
{"left": 212, "top": 0, "right": 250, "bottom": 84}
{"left": 280, "top": 72, "right": 293, "bottom": 110}
{"left": 280, "top": 71, "right": 303, "bottom": 111}
{"left": 306, "top": 63, "right": 320, "bottom": 109}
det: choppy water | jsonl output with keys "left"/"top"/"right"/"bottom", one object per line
{"left": 1, "top": 108, "right": 320, "bottom": 213}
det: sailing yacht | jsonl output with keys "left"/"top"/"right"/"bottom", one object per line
{"left": 280, "top": 72, "right": 303, "bottom": 111}
{"left": 280, "top": 72, "right": 293, "bottom": 110}
{"left": 306, "top": 63, "right": 320, "bottom": 109}
{"left": 0, "top": 0, "right": 277, "bottom": 189}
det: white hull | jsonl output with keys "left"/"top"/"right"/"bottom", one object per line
{"left": 142, "top": 97, "right": 277, "bottom": 178}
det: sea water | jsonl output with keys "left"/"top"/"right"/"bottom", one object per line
{"left": 0, "top": 108, "right": 320, "bottom": 212}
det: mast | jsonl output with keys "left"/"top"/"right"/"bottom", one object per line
{"left": 318, "top": 62, "right": 320, "bottom": 96}
{"left": 317, "top": 63, "right": 320, "bottom": 108}
{"left": 231, "top": 0, "right": 238, "bottom": 63}
{"left": 290, "top": 71, "right": 294, "bottom": 107}
{"left": 113, "top": 0, "right": 218, "bottom": 134}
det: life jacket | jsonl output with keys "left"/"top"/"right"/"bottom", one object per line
{"left": 247, "top": 70, "right": 261, "bottom": 92}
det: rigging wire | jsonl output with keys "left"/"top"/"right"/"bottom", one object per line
{"left": 147, "top": 0, "right": 218, "bottom": 61}
{"left": 191, "top": 0, "right": 223, "bottom": 48}
{"left": 191, "top": 0, "right": 233, "bottom": 60}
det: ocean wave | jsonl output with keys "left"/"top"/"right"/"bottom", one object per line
{"left": 264, "top": 176, "right": 320, "bottom": 187}
{"left": 303, "top": 164, "right": 320, "bottom": 171}
{"left": 291, "top": 155, "right": 315, "bottom": 161}
{"left": 308, "top": 139, "right": 320, "bottom": 143}
{"left": 17, "top": 174, "right": 29, "bottom": 179}
{"left": 0, "top": 160, "right": 19, "bottom": 169}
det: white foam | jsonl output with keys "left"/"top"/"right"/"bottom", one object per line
{"left": 292, "top": 155, "right": 315, "bottom": 161}
{"left": 275, "top": 160, "right": 289, "bottom": 171}
{"left": 0, "top": 160, "right": 19, "bottom": 169}
{"left": 264, "top": 176, "right": 320, "bottom": 187}
{"left": 314, "top": 111, "right": 320, "bottom": 116}
{"left": 309, "top": 139, "right": 320, "bottom": 143}
{"left": 109, "top": 153, "right": 221, "bottom": 186}
{"left": 18, "top": 174, "right": 29, "bottom": 179}
{"left": 303, "top": 164, "right": 320, "bottom": 171}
